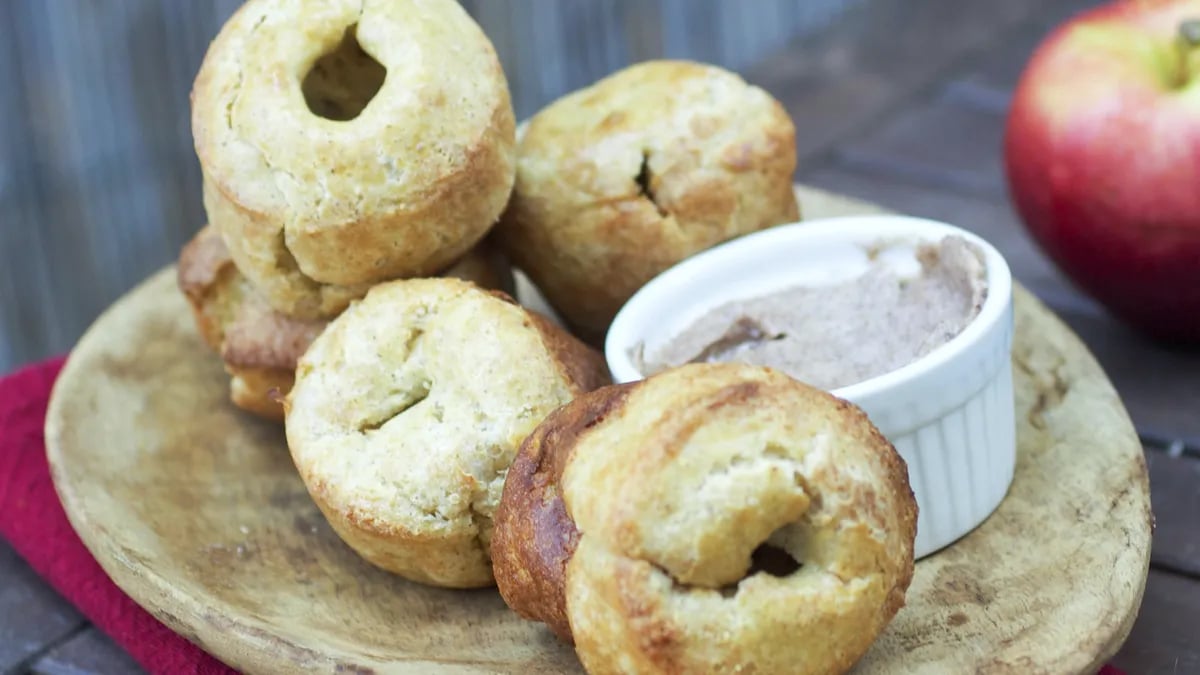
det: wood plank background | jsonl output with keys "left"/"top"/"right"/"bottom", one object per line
{"left": 0, "top": 0, "right": 865, "bottom": 372}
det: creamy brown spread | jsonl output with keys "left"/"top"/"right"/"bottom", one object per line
{"left": 637, "top": 236, "right": 988, "bottom": 390}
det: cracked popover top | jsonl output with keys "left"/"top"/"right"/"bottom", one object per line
{"left": 176, "top": 224, "right": 515, "bottom": 421}
{"left": 492, "top": 363, "right": 917, "bottom": 674}
{"left": 495, "top": 60, "right": 800, "bottom": 344}
{"left": 192, "top": 0, "right": 516, "bottom": 319}
{"left": 283, "top": 277, "right": 609, "bottom": 588}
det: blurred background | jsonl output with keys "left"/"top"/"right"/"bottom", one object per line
{"left": 0, "top": 0, "right": 866, "bottom": 371}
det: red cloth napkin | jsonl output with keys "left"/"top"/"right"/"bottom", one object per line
{"left": 0, "top": 357, "right": 235, "bottom": 675}
{"left": 0, "top": 357, "right": 1130, "bottom": 675}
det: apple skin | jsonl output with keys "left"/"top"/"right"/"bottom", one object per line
{"left": 1005, "top": 0, "right": 1200, "bottom": 344}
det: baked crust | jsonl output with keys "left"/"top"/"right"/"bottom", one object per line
{"left": 177, "top": 225, "right": 514, "bottom": 422}
{"left": 284, "top": 278, "right": 610, "bottom": 588}
{"left": 492, "top": 363, "right": 916, "bottom": 674}
{"left": 496, "top": 60, "right": 800, "bottom": 343}
{"left": 228, "top": 366, "right": 296, "bottom": 420}
{"left": 491, "top": 382, "right": 638, "bottom": 642}
{"left": 192, "top": 0, "right": 516, "bottom": 318}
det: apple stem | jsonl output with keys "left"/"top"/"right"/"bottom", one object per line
{"left": 1177, "top": 20, "right": 1200, "bottom": 87}
{"left": 1182, "top": 19, "right": 1200, "bottom": 46}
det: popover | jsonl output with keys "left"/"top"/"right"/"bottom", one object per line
{"left": 177, "top": 225, "right": 514, "bottom": 421}
{"left": 284, "top": 278, "right": 610, "bottom": 587}
{"left": 495, "top": 60, "right": 799, "bottom": 343}
{"left": 492, "top": 363, "right": 916, "bottom": 674}
{"left": 192, "top": 0, "right": 517, "bottom": 319}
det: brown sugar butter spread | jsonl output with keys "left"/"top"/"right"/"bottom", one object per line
{"left": 637, "top": 235, "right": 988, "bottom": 390}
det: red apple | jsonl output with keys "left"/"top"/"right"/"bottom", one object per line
{"left": 1005, "top": 0, "right": 1200, "bottom": 344}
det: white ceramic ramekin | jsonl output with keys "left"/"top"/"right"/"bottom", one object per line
{"left": 605, "top": 216, "right": 1016, "bottom": 559}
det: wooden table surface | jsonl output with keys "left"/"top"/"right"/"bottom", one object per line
{"left": 2, "top": 0, "right": 1197, "bottom": 673}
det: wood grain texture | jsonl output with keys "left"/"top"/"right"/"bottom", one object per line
{"left": 951, "top": 0, "right": 1104, "bottom": 99}
{"left": 42, "top": 186, "right": 1151, "bottom": 674}
{"left": 1144, "top": 452, "right": 1200, "bottom": 577}
{"left": 0, "top": 542, "right": 85, "bottom": 671}
{"left": 1111, "top": 569, "right": 1200, "bottom": 675}
{"left": 30, "top": 628, "right": 145, "bottom": 675}
{"left": 1049, "top": 309, "right": 1200, "bottom": 447}
{"left": 834, "top": 94, "right": 1008, "bottom": 199}
{"left": 743, "top": 0, "right": 1063, "bottom": 167}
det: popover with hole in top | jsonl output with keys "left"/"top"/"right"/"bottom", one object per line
{"left": 491, "top": 362, "right": 916, "bottom": 674}
{"left": 176, "top": 224, "right": 514, "bottom": 421}
{"left": 284, "top": 277, "right": 610, "bottom": 588}
{"left": 495, "top": 60, "right": 799, "bottom": 344}
{"left": 191, "top": 0, "right": 516, "bottom": 319}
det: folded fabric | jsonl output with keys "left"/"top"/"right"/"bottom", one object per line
{"left": 0, "top": 356, "right": 1129, "bottom": 675}
{"left": 0, "top": 357, "right": 235, "bottom": 675}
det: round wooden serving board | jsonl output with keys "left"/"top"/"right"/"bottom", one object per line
{"left": 46, "top": 186, "right": 1152, "bottom": 674}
